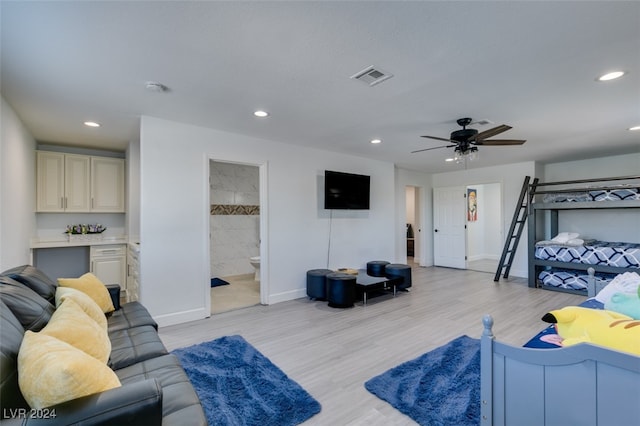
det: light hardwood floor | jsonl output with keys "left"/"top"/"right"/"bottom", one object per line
{"left": 159, "top": 266, "right": 585, "bottom": 425}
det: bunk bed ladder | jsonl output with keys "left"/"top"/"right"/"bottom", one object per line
{"left": 494, "top": 176, "right": 538, "bottom": 281}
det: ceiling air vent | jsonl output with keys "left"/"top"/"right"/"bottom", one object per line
{"left": 350, "top": 66, "right": 393, "bottom": 87}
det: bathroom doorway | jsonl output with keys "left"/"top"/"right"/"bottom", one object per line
{"left": 209, "top": 160, "right": 262, "bottom": 314}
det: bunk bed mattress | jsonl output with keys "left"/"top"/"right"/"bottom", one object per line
{"left": 535, "top": 241, "right": 640, "bottom": 268}
{"left": 538, "top": 269, "right": 616, "bottom": 291}
{"left": 542, "top": 187, "right": 640, "bottom": 203}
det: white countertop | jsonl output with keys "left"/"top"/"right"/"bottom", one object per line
{"left": 31, "top": 236, "right": 129, "bottom": 249}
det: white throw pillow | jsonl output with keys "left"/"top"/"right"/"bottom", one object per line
{"left": 551, "top": 232, "right": 580, "bottom": 243}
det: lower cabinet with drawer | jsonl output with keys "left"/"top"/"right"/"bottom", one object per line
{"left": 90, "top": 244, "right": 127, "bottom": 295}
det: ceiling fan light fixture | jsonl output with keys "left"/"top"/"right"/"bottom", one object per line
{"left": 597, "top": 71, "right": 626, "bottom": 81}
{"left": 145, "top": 81, "right": 169, "bottom": 92}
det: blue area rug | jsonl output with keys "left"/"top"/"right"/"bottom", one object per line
{"left": 172, "top": 335, "right": 321, "bottom": 426}
{"left": 365, "top": 335, "right": 480, "bottom": 426}
{"left": 211, "top": 277, "right": 230, "bottom": 287}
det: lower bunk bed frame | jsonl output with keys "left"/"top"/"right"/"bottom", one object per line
{"left": 480, "top": 268, "right": 640, "bottom": 425}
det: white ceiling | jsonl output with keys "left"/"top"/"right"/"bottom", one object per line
{"left": 2, "top": 1, "right": 639, "bottom": 173}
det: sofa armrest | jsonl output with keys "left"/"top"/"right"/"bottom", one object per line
{"left": 24, "top": 379, "right": 162, "bottom": 426}
{"left": 106, "top": 284, "right": 121, "bottom": 311}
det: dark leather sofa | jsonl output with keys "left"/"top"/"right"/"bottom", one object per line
{"left": 0, "top": 265, "right": 206, "bottom": 425}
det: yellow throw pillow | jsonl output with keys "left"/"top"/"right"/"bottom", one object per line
{"left": 55, "top": 286, "right": 108, "bottom": 331}
{"left": 18, "top": 331, "right": 121, "bottom": 409}
{"left": 58, "top": 273, "right": 115, "bottom": 313}
{"left": 40, "top": 298, "right": 111, "bottom": 363}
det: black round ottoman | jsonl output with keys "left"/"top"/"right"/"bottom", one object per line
{"left": 367, "top": 260, "right": 390, "bottom": 277}
{"left": 385, "top": 263, "right": 412, "bottom": 290}
{"left": 326, "top": 272, "right": 356, "bottom": 308}
{"left": 306, "top": 269, "right": 333, "bottom": 300}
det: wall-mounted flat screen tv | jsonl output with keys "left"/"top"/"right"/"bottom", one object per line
{"left": 324, "top": 170, "right": 370, "bottom": 210}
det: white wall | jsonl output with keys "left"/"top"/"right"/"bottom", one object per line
{"left": 126, "top": 139, "right": 141, "bottom": 243}
{"left": 432, "top": 161, "right": 536, "bottom": 278}
{"left": 0, "top": 97, "right": 36, "bottom": 270}
{"left": 140, "top": 116, "right": 396, "bottom": 326}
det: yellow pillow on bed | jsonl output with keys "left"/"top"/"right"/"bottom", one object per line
{"left": 58, "top": 273, "right": 115, "bottom": 314}
{"left": 40, "top": 298, "right": 111, "bottom": 363}
{"left": 55, "top": 286, "right": 108, "bottom": 330}
{"left": 18, "top": 331, "right": 121, "bottom": 409}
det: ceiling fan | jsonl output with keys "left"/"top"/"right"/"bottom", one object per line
{"left": 412, "top": 117, "right": 526, "bottom": 155}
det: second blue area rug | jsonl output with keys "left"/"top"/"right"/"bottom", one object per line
{"left": 365, "top": 335, "right": 480, "bottom": 426}
{"left": 172, "top": 335, "right": 321, "bottom": 426}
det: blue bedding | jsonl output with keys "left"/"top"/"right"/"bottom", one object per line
{"left": 535, "top": 240, "right": 640, "bottom": 269}
{"left": 523, "top": 298, "right": 604, "bottom": 349}
{"left": 542, "top": 187, "right": 640, "bottom": 203}
{"left": 538, "top": 268, "right": 617, "bottom": 292}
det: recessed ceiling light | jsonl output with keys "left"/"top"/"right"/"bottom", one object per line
{"left": 597, "top": 71, "right": 626, "bottom": 81}
{"left": 254, "top": 110, "right": 269, "bottom": 118}
{"left": 370, "top": 139, "right": 382, "bottom": 144}
{"left": 629, "top": 125, "right": 640, "bottom": 131}
{"left": 84, "top": 121, "right": 100, "bottom": 128}
{"left": 445, "top": 158, "right": 455, "bottom": 162}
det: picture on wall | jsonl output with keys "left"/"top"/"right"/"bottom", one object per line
{"left": 467, "top": 188, "right": 478, "bottom": 222}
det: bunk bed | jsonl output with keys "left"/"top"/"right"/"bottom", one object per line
{"left": 527, "top": 175, "right": 640, "bottom": 294}
{"left": 481, "top": 268, "right": 640, "bottom": 425}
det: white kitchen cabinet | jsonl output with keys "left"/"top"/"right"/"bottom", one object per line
{"left": 91, "top": 156, "right": 125, "bottom": 212}
{"left": 90, "top": 245, "right": 126, "bottom": 291}
{"left": 36, "top": 151, "right": 125, "bottom": 213}
{"left": 36, "top": 151, "right": 90, "bottom": 212}
{"left": 65, "top": 154, "right": 92, "bottom": 212}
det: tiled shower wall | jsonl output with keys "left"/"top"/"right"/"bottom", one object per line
{"left": 210, "top": 161, "right": 260, "bottom": 278}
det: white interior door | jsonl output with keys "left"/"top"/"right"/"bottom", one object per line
{"left": 433, "top": 186, "right": 467, "bottom": 268}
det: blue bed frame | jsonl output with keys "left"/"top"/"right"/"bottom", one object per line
{"left": 480, "top": 268, "right": 640, "bottom": 425}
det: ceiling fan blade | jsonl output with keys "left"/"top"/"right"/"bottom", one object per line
{"left": 411, "top": 145, "right": 455, "bottom": 154}
{"left": 475, "top": 124, "right": 511, "bottom": 140}
{"left": 420, "top": 135, "right": 456, "bottom": 143}
{"left": 474, "top": 139, "right": 526, "bottom": 146}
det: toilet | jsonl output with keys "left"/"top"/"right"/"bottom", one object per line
{"left": 249, "top": 256, "right": 260, "bottom": 281}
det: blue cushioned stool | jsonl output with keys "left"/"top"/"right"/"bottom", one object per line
{"left": 385, "top": 263, "right": 412, "bottom": 290}
{"left": 326, "top": 272, "right": 356, "bottom": 308}
{"left": 366, "top": 260, "right": 390, "bottom": 277}
{"left": 306, "top": 269, "right": 333, "bottom": 300}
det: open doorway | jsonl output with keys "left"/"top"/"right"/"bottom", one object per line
{"left": 466, "top": 182, "right": 502, "bottom": 274}
{"left": 405, "top": 186, "right": 421, "bottom": 265}
{"left": 209, "top": 160, "right": 261, "bottom": 314}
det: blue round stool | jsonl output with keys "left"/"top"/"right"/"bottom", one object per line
{"left": 306, "top": 269, "right": 333, "bottom": 300}
{"left": 385, "top": 263, "right": 412, "bottom": 290}
{"left": 326, "top": 272, "right": 356, "bottom": 308}
{"left": 366, "top": 260, "right": 390, "bottom": 277}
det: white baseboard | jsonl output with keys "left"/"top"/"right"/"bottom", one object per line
{"left": 154, "top": 307, "right": 209, "bottom": 328}
{"left": 267, "top": 288, "right": 307, "bottom": 305}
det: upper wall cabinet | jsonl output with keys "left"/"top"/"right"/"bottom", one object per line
{"left": 36, "top": 151, "right": 125, "bottom": 213}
